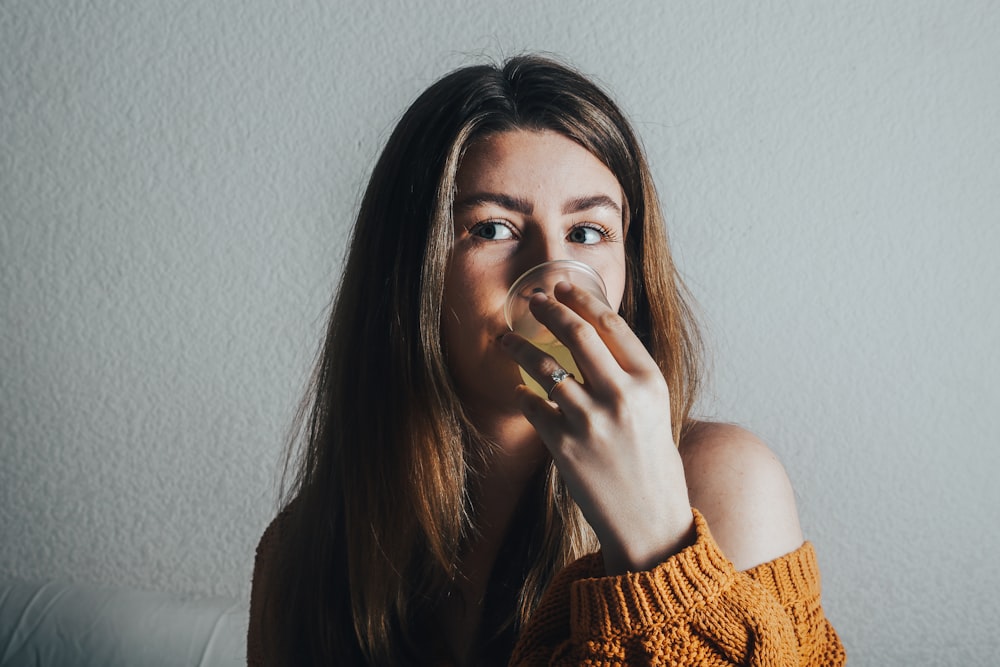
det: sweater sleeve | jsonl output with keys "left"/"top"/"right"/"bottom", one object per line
{"left": 510, "top": 510, "right": 845, "bottom": 666}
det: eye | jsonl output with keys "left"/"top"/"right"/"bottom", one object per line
{"left": 469, "top": 220, "right": 516, "bottom": 240}
{"left": 568, "top": 225, "right": 607, "bottom": 245}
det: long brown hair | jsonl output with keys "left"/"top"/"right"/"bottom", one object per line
{"left": 265, "top": 54, "right": 702, "bottom": 665}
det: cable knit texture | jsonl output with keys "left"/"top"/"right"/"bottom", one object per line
{"left": 509, "top": 510, "right": 845, "bottom": 666}
{"left": 248, "top": 510, "right": 845, "bottom": 665}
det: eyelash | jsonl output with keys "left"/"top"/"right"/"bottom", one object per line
{"left": 571, "top": 222, "right": 617, "bottom": 243}
{"left": 468, "top": 219, "right": 516, "bottom": 240}
{"left": 468, "top": 220, "right": 616, "bottom": 243}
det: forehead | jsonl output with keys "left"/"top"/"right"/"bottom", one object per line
{"left": 456, "top": 129, "right": 622, "bottom": 200}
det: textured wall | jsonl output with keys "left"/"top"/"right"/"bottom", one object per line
{"left": 2, "top": 1, "right": 998, "bottom": 664}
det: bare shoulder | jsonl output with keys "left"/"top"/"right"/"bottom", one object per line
{"left": 679, "top": 421, "right": 804, "bottom": 570}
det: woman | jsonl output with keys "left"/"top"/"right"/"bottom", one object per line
{"left": 248, "top": 54, "right": 845, "bottom": 665}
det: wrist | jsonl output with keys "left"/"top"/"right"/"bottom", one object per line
{"left": 601, "top": 509, "right": 697, "bottom": 575}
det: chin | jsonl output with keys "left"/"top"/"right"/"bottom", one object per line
{"left": 454, "top": 367, "right": 525, "bottom": 411}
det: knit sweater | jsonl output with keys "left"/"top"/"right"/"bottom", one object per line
{"left": 248, "top": 510, "right": 845, "bottom": 665}
{"left": 508, "top": 510, "right": 844, "bottom": 666}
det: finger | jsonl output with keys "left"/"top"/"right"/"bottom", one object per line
{"left": 551, "top": 283, "right": 652, "bottom": 374}
{"left": 500, "top": 332, "right": 588, "bottom": 414}
{"left": 522, "top": 292, "right": 621, "bottom": 389}
{"left": 513, "top": 383, "right": 577, "bottom": 448}
{"left": 528, "top": 285, "right": 655, "bottom": 383}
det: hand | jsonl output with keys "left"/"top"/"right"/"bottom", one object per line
{"left": 501, "top": 282, "right": 695, "bottom": 574}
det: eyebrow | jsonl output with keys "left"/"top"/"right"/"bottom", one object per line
{"left": 561, "top": 194, "right": 622, "bottom": 217}
{"left": 455, "top": 192, "right": 622, "bottom": 217}
{"left": 455, "top": 192, "right": 533, "bottom": 215}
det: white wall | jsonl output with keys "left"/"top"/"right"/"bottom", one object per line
{"left": 2, "top": 1, "right": 997, "bottom": 664}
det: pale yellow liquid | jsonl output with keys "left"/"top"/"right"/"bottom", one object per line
{"left": 519, "top": 341, "right": 584, "bottom": 399}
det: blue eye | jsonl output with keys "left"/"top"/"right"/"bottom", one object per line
{"left": 568, "top": 225, "right": 605, "bottom": 245}
{"left": 471, "top": 221, "right": 515, "bottom": 240}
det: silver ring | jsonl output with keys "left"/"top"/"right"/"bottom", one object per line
{"left": 547, "top": 368, "right": 574, "bottom": 400}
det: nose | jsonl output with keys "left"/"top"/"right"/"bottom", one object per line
{"left": 518, "top": 230, "right": 570, "bottom": 275}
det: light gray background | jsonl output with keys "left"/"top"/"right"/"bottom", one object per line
{"left": 2, "top": 1, "right": 998, "bottom": 664}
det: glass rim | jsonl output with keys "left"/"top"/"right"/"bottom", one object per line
{"left": 504, "top": 259, "right": 608, "bottom": 330}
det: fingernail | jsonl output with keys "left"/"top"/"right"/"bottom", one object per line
{"left": 554, "top": 281, "right": 572, "bottom": 296}
{"left": 530, "top": 292, "right": 549, "bottom": 304}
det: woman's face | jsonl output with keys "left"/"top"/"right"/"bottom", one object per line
{"left": 442, "top": 129, "right": 627, "bottom": 414}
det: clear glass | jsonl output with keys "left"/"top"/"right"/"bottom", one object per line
{"left": 504, "top": 260, "right": 610, "bottom": 398}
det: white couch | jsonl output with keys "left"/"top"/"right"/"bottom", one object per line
{"left": 0, "top": 580, "right": 247, "bottom": 666}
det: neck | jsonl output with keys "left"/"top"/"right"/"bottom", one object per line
{"left": 464, "top": 407, "right": 547, "bottom": 570}
{"left": 468, "top": 412, "right": 548, "bottom": 543}
{"left": 439, "top": 411, "right": 547, "bottom": 664}
{"left": 465, "top": 402, "right": 547, "bottom": 472}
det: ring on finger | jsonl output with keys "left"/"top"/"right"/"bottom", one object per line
{"left": 547, "top": 367, "right": 575, "bottom": 401}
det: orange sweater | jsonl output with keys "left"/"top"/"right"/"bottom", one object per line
{"left": 508, "top": 510, "right": 844, "bottom": 665}
{"left": 248, "top": 510, "right": 844, "bottom": 665}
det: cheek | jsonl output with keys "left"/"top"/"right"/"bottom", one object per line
{"left": 443, "top": 252, "right": 511, "bottom": 320}
{"left": 442, "top": 263, "right": 479, "bottom": 326}
{"left": 440, "top": 273, "right": 469, "bottom": 357}
{"left": 439, "top": 269, "right": 513, "bottom": 391}
{"left": 441, "top": 263, "right": 501, "bottom": 351}
{"left": 598, "top": 254, "right": 628, "bottom": 313}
